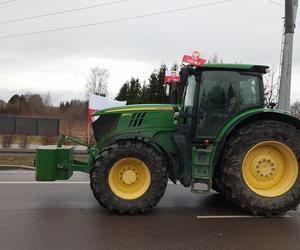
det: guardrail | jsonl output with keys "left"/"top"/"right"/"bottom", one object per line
{"left": 0, "top": 148, "right": 87, "bottom": 155}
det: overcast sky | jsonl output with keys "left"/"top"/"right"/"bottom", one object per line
{"left": 0, "top": 0, "right": 299, "bottom": 106}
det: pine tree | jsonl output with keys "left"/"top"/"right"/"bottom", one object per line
{"left": 147, "top": 64, "right": 168, "bottom": 104}
{"left": 115, "top": 82, "right": 130, "bottom": 102}
{"left": 140, "top": 81, "right": 149, "bottom": 104}
{"left": 115, "top": 78, "right": 142, "bottom": 104}
{"left": 127, "top": 78, "right": 142, "bottom": 104}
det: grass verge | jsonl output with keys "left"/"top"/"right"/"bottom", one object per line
{"left": 0, "top": 155, "right": 88, "bottom": 168}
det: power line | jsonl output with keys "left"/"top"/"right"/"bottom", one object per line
{"left": 268, "top": 1, "right": 298, "bottom": 8}
{"left": 0, "top": 0, "right": 128, "bottom": 25}
{"left": 268, "top": 0, "right": 284, "bottom": 6}
{"left": 0, "top": 0, "right": 233, "bottom": 40}
{"left": 0, "top": 0, "right": 18, "bottom": 5}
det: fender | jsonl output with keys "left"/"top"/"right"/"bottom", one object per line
{"left": 100, "top": 133, "right": 178, "bottom": 183}
{"left": 212, "top": 108, "right": 300, "bottom": 173}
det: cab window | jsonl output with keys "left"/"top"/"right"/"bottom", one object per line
{"left": 197, "top": 70, "right": 260, "bottom": 138}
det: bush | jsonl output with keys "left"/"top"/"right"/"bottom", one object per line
{"left": 19, "top": 135, "right": 30, "bottom": 149}
{"left": 41, "top": 136, "right": 57, "bottom": 145}
{"left": 1, "top": 135, "right": 13, "bottom": 148}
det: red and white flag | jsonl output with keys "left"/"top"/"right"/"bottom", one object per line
{"left": 164, "top": 70, "right": 180, "bottom": 83}
{"left": 182, "top": 51, "right": 206, "bottom": 66}
{"left": 88, "top": 93, "right": 126, "bottom": 123}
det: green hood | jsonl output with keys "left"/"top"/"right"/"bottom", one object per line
{"left": 92, "top": 104, "right": 177, "bottom": 116}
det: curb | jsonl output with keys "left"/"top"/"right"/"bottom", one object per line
{"left": 0, "top": 149, "right": 87, "bottom": 155}
{"left": 0, "top": 165, "right": 35, "bottom": 170}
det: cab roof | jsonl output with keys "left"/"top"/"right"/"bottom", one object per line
{"left": 196, "top": 64, "right": 269, "bottom": 73}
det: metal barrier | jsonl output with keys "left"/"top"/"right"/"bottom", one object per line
{"left": 0, "top": 116, "right": 59, "bottom": 136}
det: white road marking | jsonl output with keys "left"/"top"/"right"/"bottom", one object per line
{"left": 196, "top": 215, "right": 292, "bottom": 219}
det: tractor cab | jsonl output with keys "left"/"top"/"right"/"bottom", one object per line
{"left": 173, "top": 64, "right": 270, "bottom": 187}
{"left": 179, "top": 64, "right": 268, "bottom": 139}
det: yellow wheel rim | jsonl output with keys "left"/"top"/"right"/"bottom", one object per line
{"left": 242, "top": 141, "right": 298, "bottom": 197}
{"left": 108, "top": 157, "right": 151, "bottom": 200}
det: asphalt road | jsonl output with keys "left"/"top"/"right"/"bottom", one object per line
{"left": 1, "top": 170, "right": 300, "bottom": 250}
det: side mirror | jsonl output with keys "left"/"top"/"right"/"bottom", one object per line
{"left": 165, "top": 84, "right": 170, "bottom": 96}
{"left": 180, "top": 67, "right": 190, "bottom": 85}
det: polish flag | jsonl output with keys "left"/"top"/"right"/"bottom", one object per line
{"left": 164, "top": 70, "right": 180, "bottom": 83}
{"left": 182, "top": 51, "right": 206, "bottom": 66}
{"left": 88, "top": 93, "right": 126, "bottom": 123}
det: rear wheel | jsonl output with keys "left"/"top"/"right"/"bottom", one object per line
{"left": 90, "top": 140, "right": 168, "bottom": 214}
{"left": 220, "top": 120, "right": 300, "bottom": 216}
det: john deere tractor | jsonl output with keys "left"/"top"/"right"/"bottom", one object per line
{"left": 36, "top": 64, "right": 300, "bottom": 216}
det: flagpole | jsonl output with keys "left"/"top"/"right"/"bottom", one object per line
{"left": 88, "top": 94, "right": 90, "bottom": 145}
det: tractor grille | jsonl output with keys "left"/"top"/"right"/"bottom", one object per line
{"left": 92, "top": 114, "right": 120, "bottom": 142}
{"left": 128, "top": 112, "right": 147, "bottom": 127}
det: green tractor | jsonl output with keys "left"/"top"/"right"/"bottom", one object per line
{"left": 36, "top": 64, "right": 300, "bottom": 216}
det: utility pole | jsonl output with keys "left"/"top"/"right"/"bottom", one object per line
{"left": 278, "top": 0, "right": 298, "bottom": 111}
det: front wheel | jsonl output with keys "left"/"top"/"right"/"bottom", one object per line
{"left": 220, "top": 120, "right": 300, "bottom": 216}
{"left": 90, "top": 140, "right": 168, "bottom": 214}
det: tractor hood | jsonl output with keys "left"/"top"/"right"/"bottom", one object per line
{"left": 92, "top": 104, "right": 177, "bottom": 116}
{"left": 91, "top": 104, "right": 178, "bottom": 144}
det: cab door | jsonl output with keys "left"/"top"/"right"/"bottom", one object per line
{"left": 192, "top": 70, "right": 262, "bottom": 181}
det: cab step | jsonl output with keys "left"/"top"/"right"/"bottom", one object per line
{"left": 191, "top": 179, "right": 211, "bottom": 194}
{"left": 193, "top": 147, "right": 213, "bottom": 178}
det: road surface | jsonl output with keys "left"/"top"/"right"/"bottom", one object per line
{"left": 0, "top": 170, "right": 299, "bottom": 250}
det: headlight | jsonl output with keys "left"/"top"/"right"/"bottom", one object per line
{"left": 92, "top": 114, "right": 121, "bottom": 141}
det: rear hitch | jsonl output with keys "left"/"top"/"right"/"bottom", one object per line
{"left": 35, "top": 135, "right": 98, "bottom": 181}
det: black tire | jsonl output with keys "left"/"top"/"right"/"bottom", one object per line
{"left": 211, "top": 168, "right": 222, "bottom": 193}
{"left": 220, "top": 120, "right": 300, "bottom": 216}
{"left": 90, "top": 140, "right": 168, "bottom": 214}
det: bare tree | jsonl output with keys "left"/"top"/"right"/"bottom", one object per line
{"left": 264, "top": 69, "right": 279, "bottom": 107}
{"left": 42, "top": 92, "right": 52, "bottom": 107}
{"left": 291, "top": 101, "right": 300, "bottom": 118}
{"left": 86, "top": 67, "right": 109, "bottom": 97}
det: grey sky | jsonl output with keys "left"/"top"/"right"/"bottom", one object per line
{"left": 0, "top": 0, "right": 299, "bottom": 105}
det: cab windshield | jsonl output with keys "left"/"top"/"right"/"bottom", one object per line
{"left": 197, "top": 70, "right": 262, "bottom": 138}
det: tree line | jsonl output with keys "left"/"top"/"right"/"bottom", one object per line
{"left": 0, "top": 93, "right": 87, "bottom": 121}
{"left": 1, "top": 62, "right": 300, "bottom": 118}
{"left": 115, "top": 64, "right": 171, "bottom": 104}
{"left": 0, "top": 93, "right": 51, "bottom": 116}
